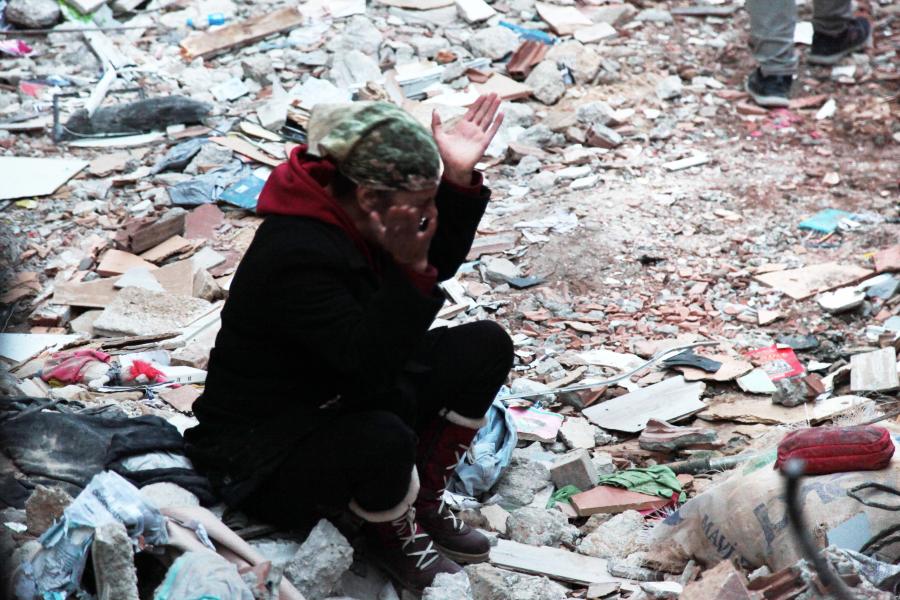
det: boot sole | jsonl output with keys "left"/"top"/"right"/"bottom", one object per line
{"left": 432, "top": 542, "right": 490, "bottom": 564}
{"left": 807, "top": 35, "right": 870, "bottom": 65}
{"left": 367, "top": 555, "right": 430, "bottom": 594}
{"left": 744, "top": 79, "right": 789, "bottom": 108}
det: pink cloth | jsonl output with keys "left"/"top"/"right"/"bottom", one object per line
{"left": 41, "top": 349, "right": 111, "bottom": 384}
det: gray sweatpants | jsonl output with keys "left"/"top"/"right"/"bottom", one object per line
{"left": 747, "top": 0, "right": 854, "bottom": 76}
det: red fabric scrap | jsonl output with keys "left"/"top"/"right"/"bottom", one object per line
{"left": 128, "top": 360, "right": 168, "bottom": 384}
{"left": 41, "top": 349, "right": 111, "bottom": 385}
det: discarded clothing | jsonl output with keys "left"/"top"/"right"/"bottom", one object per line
{"left": 151, "top": 137, "right": 208, "bottom": 174}
{"left": 0, "top": 396, "right": 213, "bottom": 509}
{"left": 153, "top": 551, "right": 255, "bottom": 600}
{"left": 449, "top": 398, "right": 518, "bottom": 498}
{"left": 546, "top": 485, "right": 582, "bottom": 508}
{"left": 40, "top": 349, "right": 111, "bottom": 385}
{"left": 18, "top": 471, "right": 168, "bottom": 599}
{"left": 167, "top": 160, "right": 251, "bottom": 206}
{"left": 596, "top": 465, "right": 686, "bottom": 502}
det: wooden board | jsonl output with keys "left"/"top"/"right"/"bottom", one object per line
{"left": 180, "top": 7, "right": 305, "bottom": 60}
{"left": 671, "top": 5, "right": 738, "bottom": 16}
{"left": 489, "top": 539, "right": 626, "bottom": 586}
{"left": 210, "top": 136, "right": 283, "bottom": 168}
{"left": 455, "top": 0, "right": 495, "bottom": 22}
{"left": 0, "top": 157, "right": 87, "bottom": 200}
{"left": 377, "top": 0, "right": 454, "bottom": 9}
{"left": 698, "top": 394, "right": 874, "bottom": 425}
{"left": 571, "top": 486, "right": 669, "bottom": 516}
{"left": 139, "top": 235, "right": 193, "bottom": 264}
{"left": 474, "top": 74, "right": 534, "bottom": 102}
{"left": 583, "top": 376, "right": 706, "bottom": 433}
{"left": 159, "top": 385, "right": 202, "bottom": 413}
{"left": 96, "top": 249, "right": 159, "bottom": 277}
{"left": 753, "top": 261, "right": 873, "bottom": 300}
{"left": 874, "top": 245, "right": 900, "bottom": 273}
{"left": 850, "top": 348, "right": 899, "bottom": 392}
{"left": 154, "top": 259, "right": 196, "bottom": 297}
{"left": 535, "top": 2, "right": 592, "bottom": 35}
{"left": 53, "top": 278, "right": 119, "bottom": 309}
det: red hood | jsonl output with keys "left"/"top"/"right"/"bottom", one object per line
{"left": 257, "top": 145, "right": 372, "bottom": 265}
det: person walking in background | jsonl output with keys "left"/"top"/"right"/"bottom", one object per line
{"left": 745, "top": 0, "right": 871, "bottom": 107}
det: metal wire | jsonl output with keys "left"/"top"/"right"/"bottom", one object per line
{"left": 499, "top": 340, "right": 723, "bottom": 401}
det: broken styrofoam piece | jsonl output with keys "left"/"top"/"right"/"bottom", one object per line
{"left": 114, "top": 267, "right": 165, "bottom": 292}
{"left": 817, "top": 287, "right": 865, "bottom": 313}
{"left": 737, "top": 368, "right": 777, "bottom": 394}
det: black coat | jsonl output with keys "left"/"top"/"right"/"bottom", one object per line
{"left": 185, "top": 180, "right": 490, "bottom": 505}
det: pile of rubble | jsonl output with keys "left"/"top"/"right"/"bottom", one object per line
{"left": 1, "top": 0, "right": 899, "bottom": 597}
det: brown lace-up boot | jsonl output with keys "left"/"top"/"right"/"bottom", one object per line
{"left": 414, "top": 410, "right": 491, "bottom": 564}
{"left": 354, "top": 468, "right": 462, "bottom": 592}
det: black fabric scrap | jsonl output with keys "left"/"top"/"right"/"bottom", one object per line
{"left": 662, "top": 349, "right": 722, "bottom": 373}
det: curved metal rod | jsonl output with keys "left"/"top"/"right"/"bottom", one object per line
{"left": 782, "top": 459, "right": 855, "bottom": 600}
{"left": 500, "top": 340, "right": 722, "bottom": 401}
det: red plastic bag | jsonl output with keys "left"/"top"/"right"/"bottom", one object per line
{"left": 775, "top": 426, "right": 894, "bottom": 475}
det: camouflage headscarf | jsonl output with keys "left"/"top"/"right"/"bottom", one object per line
{"left": 307, "top": 101, "right": 441, "bottom": 192}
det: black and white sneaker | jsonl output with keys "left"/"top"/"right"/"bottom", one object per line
{"left": 745, "top": 68, "right": 792, "bottom": 108}
{"left": 808, "top": 17, "right": 871, "bottom": 65}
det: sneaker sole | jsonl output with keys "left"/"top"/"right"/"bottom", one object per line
{"left": 743, "top": 79, "right": 789, "bottom": 108}
{"left": 807, "top": 34, "right": 870, "bottom": 65}
{"left": 432, "top": 542, "right": 490, "bottom": 564}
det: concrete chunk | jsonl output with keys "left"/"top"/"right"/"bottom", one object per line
{"left": 93, "top": 287, "right": 211, "bottom": 337}
{"left": 284, "top": 519, "right": 354, "bottom": 600}
{"left": 93, "top": 521, "right": 139, "bottom": 600}
{"left": 550, "top": 449, "right": 598, "bottom": 491}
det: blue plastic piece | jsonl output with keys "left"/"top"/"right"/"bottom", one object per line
{"left": 499, "top": 21, "right": 557, "bottom": 45}
{"left": 220, "top": 175, "right": 266, "bottom": 211}
{"left": 187, "top": 12, "right": 227, "bottom": 28}
{"left": 798, "top": 208, "right": 854, "bottom": 233}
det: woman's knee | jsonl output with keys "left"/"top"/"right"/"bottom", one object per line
{"left": 467, "top": 320, "right": 515, "bottom": 370}
{"left": 348, "top": 410, "right": 417, "bottom": 466}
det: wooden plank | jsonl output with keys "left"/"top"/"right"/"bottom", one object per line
{"left": 571, "top": 486, "right": 669, "bottom": 516}
{"left": 490, "top": 539, "right": 626, "bottom": 586}
{"left": 583, "top": 376, "right": 706, "bottom": 433}
{"left": 850, "top": 348, "right": 899, "bottom": 392}
{"left": 180, "top": 7, "right": 305, "bottom": 60}
{"left": 753, "top": 261, "right": 873, "bottom": 300}
{"left": 53, "top": 278, "right": 119, "bottom": 309}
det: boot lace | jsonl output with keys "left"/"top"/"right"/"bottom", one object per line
{"left": 435, "top": 443, "right": 468, "bottom": 532}
{"left": 392, "top": 507, "right": 440, "bottom": 571}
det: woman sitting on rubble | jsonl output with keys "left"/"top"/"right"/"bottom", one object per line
{"left": 185, "top": 95, "right": 512, "bottom": 592}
